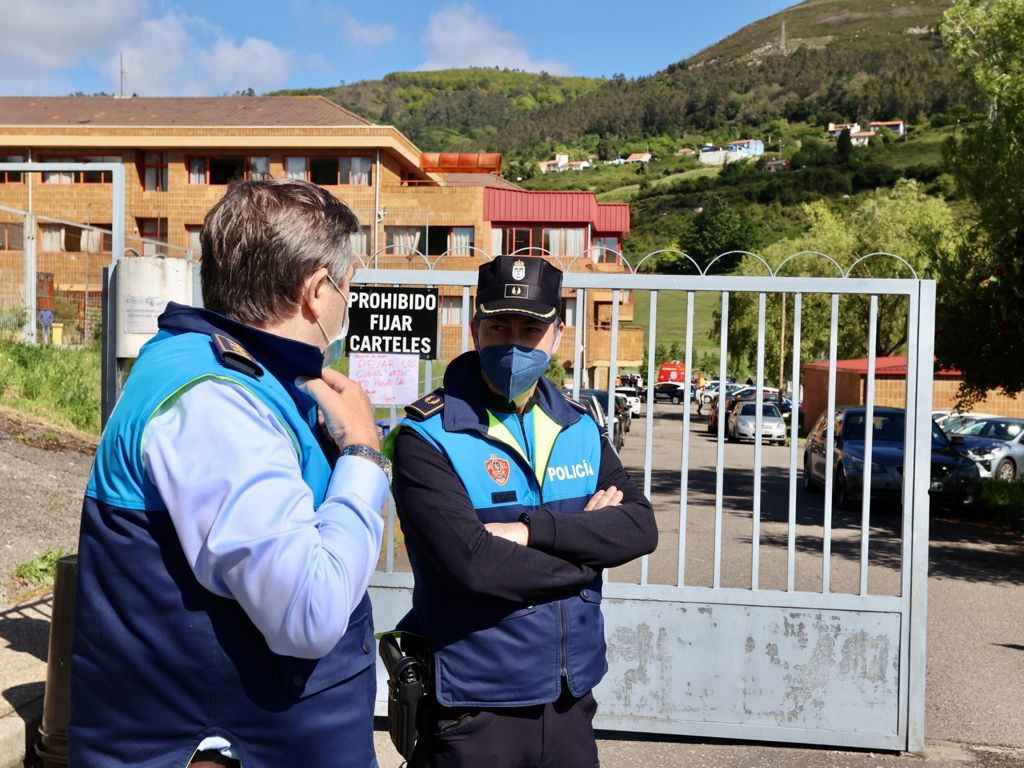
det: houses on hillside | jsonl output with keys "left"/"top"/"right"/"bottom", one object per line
{"left": 826, "top": 119, "right": 906, "bottom": 145}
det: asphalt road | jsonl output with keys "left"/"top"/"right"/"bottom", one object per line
{"left": 611, "top": 401, "right": 1024, "bottom": 750}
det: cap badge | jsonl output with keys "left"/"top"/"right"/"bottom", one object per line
{"left": 511, "top": 259, "right": 526, "bottom": 281}
{"left": 485, "top": 455, "right": 511, "bottom": 486}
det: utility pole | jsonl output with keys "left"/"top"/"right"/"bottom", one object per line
{"left": 119, "top": 52, "right": 125, "bottom": 98}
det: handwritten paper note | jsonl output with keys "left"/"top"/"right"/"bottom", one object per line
{"left": 348, "top": 353, "right": 420, "bottom": 406}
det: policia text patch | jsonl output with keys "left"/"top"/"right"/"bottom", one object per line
{"left": 345, "top": 287, "right": 440, "bottom": 360}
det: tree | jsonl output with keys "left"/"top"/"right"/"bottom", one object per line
{"left": 936, "top": 0, "right": 1024, "bottom": 402}
{"left": 681, "top": 194, "right": 762, "bottom": 272}
{"left": 720, "top": 181, "right": 958, "bottom": 385}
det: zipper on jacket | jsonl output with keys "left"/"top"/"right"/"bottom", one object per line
{"left": 559, "top": 601, "right": 569, "bottom": 679}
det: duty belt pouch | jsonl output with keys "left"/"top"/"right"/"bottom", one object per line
{"left": 378, "top": 632, "right": 432, "bottom": 761}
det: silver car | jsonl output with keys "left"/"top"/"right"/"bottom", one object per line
{"left": 949, "top": 417, "right": 1024, "bottom": 481}
{"left": 727, "top": 402, "right": 788, "bottom": 445}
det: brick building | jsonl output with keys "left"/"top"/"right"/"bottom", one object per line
{"left": 0, "top": 96, "right": 639, "bottom": 380}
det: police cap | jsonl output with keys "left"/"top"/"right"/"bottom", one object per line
{"left": 475, "top": 256, "right": 563, "bottom": 324}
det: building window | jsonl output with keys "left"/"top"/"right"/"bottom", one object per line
{"left": 339, "top": 156, "right": 372, "bottom": 185}
{"left": 310, "top": 157, "right": 337, "bottom": 185}
{"left": 41, "top": 155, "right": 119, "bottom": 184}
{"left": 282, "top": 156, "right": 373, "bottom": 186}
{"left": 450, "top": 227, "right": 474, "bottom": 256}
{"left": 440, "top": 296, "right": 464, "bottom": 325}
{"left": 248, "top": 156, "right": 270, "bottom": 180}
{"left": 385, "top": 226, "right": 423, "bottom": 256}
{"left": 0, "top": 221, "right": 24, "bottom": 250}
{"left": 41, "top": 157, "right": 76, "bottom": 184}
{"left": 593, "top": 236, "right": 620, "bottom": 263}
{"left": 81, "top": 225, "right": 112, "bottom": 253}
{"left": 137, "top": 217, "right": 168, "bottom": 256}
{"left": 187, "top": 156, "right": 259, "bottom": 185}
{"left": 186, "top": 225, "right": 203, "bottom": 257}
{"left": 543, "top": 227, "right": 585, "bottom": 258}
{"left": 141, "top": 152, "right": 168, "bottom": 191}
{"left": 350, "top": 226, "right": 369, "bottom": 257}
{"left": 1, "top": 155, "right": 24, "bottom": 183}
{"left": 491, "top": 228, "right": 503, "bottom": 256}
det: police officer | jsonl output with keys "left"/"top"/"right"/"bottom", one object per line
{"left": 70, "top": 179, "right": 389, "bottom": 767}
{"left": 390, "top": 255, "right": 658, "bottom": 767}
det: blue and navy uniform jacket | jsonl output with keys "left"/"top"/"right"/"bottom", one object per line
{"left": 69, "top": 303, "right": 376, "bottom": 768}
{"left": 393, "top": 352, "right": 608, "bottom": 707}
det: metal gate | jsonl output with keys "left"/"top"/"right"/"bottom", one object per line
{"left": 365, "top": 250, "right": 934, "bottom": 753}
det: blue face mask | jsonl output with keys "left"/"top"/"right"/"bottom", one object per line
{"left": 478, "top": 344, "right": 552, "bottom": 401}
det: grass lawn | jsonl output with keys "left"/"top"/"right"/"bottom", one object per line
{"left": 628, "top": 288, "right": 724, "bottom": 371}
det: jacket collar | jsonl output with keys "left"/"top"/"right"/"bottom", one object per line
{"left": 157, "top": 302, "right": 324, "bottom": 409}
{"left": 441, "top": 351, "right": 580, "bottom": 434}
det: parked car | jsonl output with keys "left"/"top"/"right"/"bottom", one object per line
{"left": 652, "top": 381, "right": 690, "bottom": 404}
{"left": 802, "top": 407, "right": 980, "bottom": 509}
{"left": 615, "top": 387, "right": 643, "bottom": 416}
{"left": 579, "top": 389, "right": 629, "bottom": 446}
{"left": 701, "top": 381, "right": 743, "bottom": 404}
{"left": 578, "top": 392, "right": 624, "bottom": 452}
{"left": 936, "top": 411, "right": 996, "bottom": 435}
{"left": 948, "top": 417, "right": 1024, "bottom": 481}
{"left": 727, "top": 402, "right": 788, "bottom": 444}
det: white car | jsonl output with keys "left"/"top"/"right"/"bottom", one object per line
{"left": 615, "top": 387, "right": 642, "bottom": 417}
{"left": 727, "top": 402, "right": 788, "bottom": 445}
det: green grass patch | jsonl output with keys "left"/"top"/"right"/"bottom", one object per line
{"left": 12, "top": 549, "right": 73, "bottom": 589}
{"left": 974, "top": 480, "right": 1024, "bottom": 527}
{"left": 0, "top": 340, "right": 102, "bottom": 434}
{"left": 629, "top": 289, "right": 722, "bottom": 368}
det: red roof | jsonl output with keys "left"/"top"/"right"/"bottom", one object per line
{"left": 483, "top": 188, "right": 630, "bottom": 236}
{"left": 802, "top": 356, "right": 962, "bottom": 378}
{"left": 0, "top": 96, "right": 369, "bottom": 127}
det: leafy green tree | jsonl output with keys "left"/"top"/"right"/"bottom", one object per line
{"left": 935, "top": 0, "right": 1024, "bottom": 401}
{"left": 682, "top": 194, "right": 762, "bottom": 272}
{"left": 721, "top": 181, "right": 957, "bottom": 385}
{"left": 545, "top": 355, "right": 566, "bottom": 388}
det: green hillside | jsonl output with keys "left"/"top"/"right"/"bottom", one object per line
{"left": 270, "top": 69, "right": 606, "bottom": 151}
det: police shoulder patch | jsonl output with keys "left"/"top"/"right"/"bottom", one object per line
{"left": 211, "top": 333, "right": 263, "bottom": 379}
{"left": 405, "top": 388, "right": 445, "bottom": 420}
{"left": 562, "top": 393, "right": 588, "bottom": 413}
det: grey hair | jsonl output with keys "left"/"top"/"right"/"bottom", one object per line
{"left": 200, "top": 178, "right": 358, "bottom": 324}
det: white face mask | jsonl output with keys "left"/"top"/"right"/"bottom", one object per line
{"left": 316, "top": 273, "right": 350, "bottom": 367}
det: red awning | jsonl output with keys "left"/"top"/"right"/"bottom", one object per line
{"left": 802, "top": 356, "right": 962, "bottom": 378}
{"left": 420, "top": 152, "right": 502, "bottom": 174}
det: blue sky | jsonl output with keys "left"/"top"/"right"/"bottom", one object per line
{"left": 0, "top": 0, "right": 797, "bottom": 96}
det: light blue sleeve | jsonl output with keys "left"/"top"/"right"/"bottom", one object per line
{"left": 142, "top": 378, "right": 387, "bottom": 659}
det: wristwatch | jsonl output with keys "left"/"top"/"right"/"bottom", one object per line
{"left": 341, "top": 444, "right": 392, "bottom": 482}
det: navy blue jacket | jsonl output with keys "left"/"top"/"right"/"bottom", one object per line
{"left": 69, "top": 304, "right": 377, "bottom": 767}
{"left": 392, "top": 352, "right": 656, "bottom": 706}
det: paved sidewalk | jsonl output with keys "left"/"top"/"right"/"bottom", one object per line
{"left": 3, "top": 594, "right": 1022, "bottom": 768}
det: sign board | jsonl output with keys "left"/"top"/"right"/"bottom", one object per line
{"left": 348, "top": 353, "right": 420, "bottom": 406}
{"left": 345, "top": 287, "right": 439, "bottom": 360}
{"left": 115, "top": 256, "right": 195, "bottom": 358}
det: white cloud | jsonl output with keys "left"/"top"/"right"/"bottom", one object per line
{"left": 417, "top": 4, "right": 568, "bottom": 74}
{"left": 343, "top": 17, "right": 397, "bottom": 47}
{"left": 0, "top": 0, "right": 144, "bottom": 79}
{"left": 0, "top": 1, "right": 292, "bottom": 95}
{"left": 99, "top": 10, "right": 292, "bottom": 95}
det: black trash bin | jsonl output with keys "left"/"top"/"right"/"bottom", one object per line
{"left": 36, "top": 554, "right": 76, "bottom": 768}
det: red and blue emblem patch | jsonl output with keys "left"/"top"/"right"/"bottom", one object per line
{"left": 485, "top": 455, "right": 510, "bottom": 486}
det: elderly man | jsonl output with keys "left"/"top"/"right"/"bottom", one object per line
{"left": 70, "top": 179, "right": 389, "bottom": 767}
{"left": 389, "top": 255, "right": 658, "bottom": 767}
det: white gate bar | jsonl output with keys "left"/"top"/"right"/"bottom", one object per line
{"left": 608, "top": 289, "right": 622, "bottom": 460}
{"left": 787, "top": 293, "right": 803, "bottom": 592}
{"left": 461, "top": 286, "right": 471, "bottom": 354}
{"left": 751, "top": 292, "right": 767, "bottom": 590}
{"left": 23, "top": 213, "right": 36, "bottom": 344}
{"left": 638, "top": 290, "right": 655, "bottom": 585}
{"left": 352, "top": 269, "right": 921, "bottom": 296}
{"left": 386, "top": 403, "right": 397, "bottom": 573}
{"left": 907, "top": 281, "right": 935, "bottom": 753}
{"left": 822, "top": 294, "right": 840, "bottom": 593}
{"left": 572, "top": 288, "right": 585, "bottom": 398}
{"left": 713, "top": 292, "right": 729, "bottom": 589}
{"left": 860, "top": 296, "right": 879, "bottom": 595}
{"left": 678, "top": 291, "right": 695, "bottom": 587}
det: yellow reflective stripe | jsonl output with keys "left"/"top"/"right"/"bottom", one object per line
{"left": 532, "top": 408, "right": 562, "bottom": 487}
{"left": 486, "top": 410, "right": 529, "bottom": 464}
